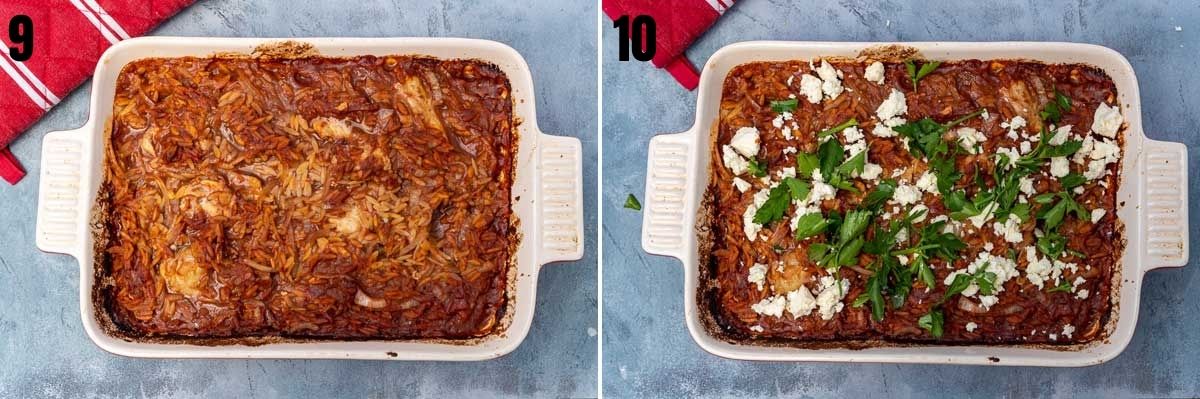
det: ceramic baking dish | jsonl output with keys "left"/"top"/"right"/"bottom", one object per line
{"left": 641, "top": 41, "right": 1189, "bottom": 366}
{"left": 35, "top": 37, "right": 583, "bottom": 361}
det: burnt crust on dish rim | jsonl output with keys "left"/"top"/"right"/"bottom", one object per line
{"left": 696, "top": 48, "right": 1128, "bottom": 351}
{"left": 87, "top": 41, "right": 522, "bottom": 347}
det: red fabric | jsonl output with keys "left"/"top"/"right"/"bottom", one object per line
{"left": 0, "top": 0, "right": 194, "bottom": 184}
{"left": 603, "top": 0, "right": 733, "bottom": 90}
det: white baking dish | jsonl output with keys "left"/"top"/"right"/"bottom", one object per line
{"left": 35, "top": 37, "right": 584, "bottom": 361}
{"left": 641, "top": 41, "right": 1188, "bottom": 366}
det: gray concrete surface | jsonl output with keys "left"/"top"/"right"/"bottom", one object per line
{"left": 0, "top": 0, "right": 597, "bottom": 397}
{"left": 602, "top": 0, "right": 1199, "bottom": 397}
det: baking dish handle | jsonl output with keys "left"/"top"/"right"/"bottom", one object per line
{"left": 1139, "top": 138, "right": 1189, "bottom": 271}
{"left": 36, "top": 125, "right": 92, "bottom": 258}
{"left": 536, "top": 132, "right": 585, "bottom": 265}
{"left": 641, "top": 129, "right": 697, "bottom": 260}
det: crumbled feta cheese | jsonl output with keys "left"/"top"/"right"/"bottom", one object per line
{"left": 808, "top": 169, "right": 837, "bottom": 201}
{"left": 799, "top": 74, "right": 823, "bottom": 104}
{"left": 864, "top": 61, "right": 885, "bottom": 84}
{"left": 730, "top": 127, "right": 761, "bottom": 158}
{"left": 843, "top": 126, "right": 864, "bottom": 143}
{"left": 968, "top": 202, "right": 999, "bottom": 228}
{"left": 956, "top": 127, "right": 987, "bottom": 154}
{"left": 966, "top": 322, "right": 979, "bottom": 332}
{"left": 1076, "top": 289, "right": 1090, "bottom": 299}
{"left": 915, "top": 171, "right": 938, "bottom": 194}
{"left": 815, "top": 61, "right": 844, "bottom": 99}
{"left": 1002, "top": 116, "right": 1027, "bottom": 139}
{"left": 875, "top": 89, "right": 909, "bottom": 121}
{"left": 747, "top": 263, "right": 768, "bottom": 291}
{"left": 897, "top": 254, "right": 910, "bottom": 265}
{"left": 997, "top": 147, "right": 1021, "bottom": 169}
{"left": 891, "top": 168, "right": 906, "bottom": 178}
{"left": 1049, "top": 125, "right": 1072, "bottom": 145}
{"left": 1062, "top": 324, "right": 1076, "bottom": 339}
{"left": 1073, "top": 136, "right": 1094, "bottom": 165}
{"left": 1084, "top": 138, "right": 1121, "bottom": 180}
{"left": 732, "top": 177, "right": 752, "bottom": 192}
{"left": 1049, "top": 156, "right": 1070, "bottom": 177}
{"left": 815, "top": 276, "right": 850, "bottom": 320}
{"left": 1091, "top": 103, "right": 1123, "bottom": 138}
{"left": 1019, "top": 177, "right": 1036, "bottom": 196}
{"left": 845, "top": 140, "right": 867, "bottom": 159}
{"left": 751, "top": 295, "right": 787, "bottom": 317}
{"left": 891, "top": 183, "right": 922, "bottom": 206}
{"left": 776, "top": 167, "right": 797, "bottom": 179}
{"left": 1019, "top": 140, "right": 1032, "bottom": 154}
{"left": 859, "top": 163, "right": 883, "bottom": 180}
{"left": 909, "top": 204, "right": 929, "bottom": 223}
{"left": 941, "top": 252, "right": 1019, "bottom": 310}
{"left": 1091, "top": 208, "right": 1106, "bottom": 223}
{"left": 993, "top": 214, "right": 1023, "bottom": 243}
{"left": 742, "top": 186, "right": 773, "bottom": 240}
{"left": 1024, "top": 246, "right": 1054, "bottom": 289}
{"left": 782, "top": 146, "right": 798, "bottom": 154}
{"left": 984, "top": 242, "right": 994, "bottom": 251}
{"left": 787, "top": 75, "right": 794, "bottom": 86}
{"left": 1049, "top": 333, "right": 1058, "bottom": 341}
{"left": 981, "top": 109, "right": 991, "bottom": 120}
{"left": 786, "top": 287, "right": 817, "bottom": 318}
{"left": 749, "top": 325, "right": 764, "bottom": 332}
{"left": 872, "top": 122, "right": 898, "bottom": 138}
{"left": 722, "top": 145, "right": 749, "bottom": 175}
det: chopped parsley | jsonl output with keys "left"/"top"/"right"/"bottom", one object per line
{"left": 816, "top": 118, "right": 859, "bottom": 139}
{"left": 752, "top": 178, "right": 805, "bottom": 225}
{"left": 1048, "top": 279, "right": 1074, "bottom": 293}
{"left": 905, "top": 59, "right": 942, "bottom": 90}
{"left": 771, "top": 98, "right": 799, "bottom": 113}
{"left": 918, "top": 310, "right": 944, "bottom": 338}
{"left": 623, "top": 194, "right": 642, "bottom": 211}
{"left": 1039, "top": 90, "right": 1071, "bottom": 123}
{"left": 747, "top": 157, "right": 768, "bottom": 177}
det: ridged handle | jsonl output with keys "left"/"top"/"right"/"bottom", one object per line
{"left": 641, "top": 130, "right": 696, "bottom": 259}
{"left": 1140, "top": 138, "right": 1189, "bottom": 271}
{"left": 36, "top": 126, "right": 91, "bottom": 257}
{"left": 536, "top": 132, "right": 584, "bottom": 265}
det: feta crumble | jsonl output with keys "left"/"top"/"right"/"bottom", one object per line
{"left": 891, "top": 183, "right": 922, "bottom": 206}
{"left": 993, "top": 214, "right": 1023, "bottom": 243}
{"left": 915, "top": 171, "right": 938, "bottom": 194}
{"left": 1091, "top": 103, "right": 1123, "bottom": 138}
{"left": 730, "top": 127, "right": 761, "bottom": 158}
{"left": 875, "top": 89, "right": 909, "bottom": 121}
{"left": 1091, "top": 208, "right": 1106, "bottom": 223}
{"left": 815, "top": 276, "right": 850, "bottom": 320}
{"left": 966, "top": 322, "right": 979, "bottom": 332}
{"left": 786, "top": 286, "right": 818, "bottom": 318}
{"left": 864, "top": 61, "right": 885, "bottom": 84}
{"left": 1062, "top": 324, "right": 1076, "bottom": 339}
{"left": 815, "top": 60, "right": 844, "bottom": 100}
{"left": 860, "top": 163, "right": 883, "bottom": 180}
{"left": 1049, "top": 156, "right": 1070, "bottom": 178}
{"left": 722, "top": 146, "right": 749, "bottom": 175}
{"left": 747, "top": 263, "right": 768, "bottom": 291}
{"left": 799, "top": 74, "right": 823, "bottom": 104}
{"left": 751, "top": 295, "right": 786, "bottom": 317}
{"left": 742, "top": 185, "right": 774, "bottom": 241}
{"left": 732, "top": 177, "right": 752, "bottom": 193}
{"left": 956, "top": 127, "right": 988, "bottom": 154}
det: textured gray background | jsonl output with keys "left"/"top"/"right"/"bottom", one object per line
{"left": 602, "top": 0, "right": 1198, "bottom": 397}
{"left": 0, "top": 0, "right": 597, "bottom": 398}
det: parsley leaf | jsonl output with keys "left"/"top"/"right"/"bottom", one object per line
{"left": 1038, "top": 90, "right": 1072, "bottom": 124}
{"left": 624, "top": 194, "right": 642, "bottom": 211}
{"left": 753, "top": 178, "right": 805, "bottom": 225}
{"left": 796, "top": 152, "right": 820, "bottom": 177}
{"left": 771, "top": 98, "right": 799, "bottom": 113}
{"left": 793, "top": 213, "right": 829, "bottom": 240}
{"left": 1060, "top": 173, "right": 1086, "bottom": 190}
{"left": 1048, "top": 279, "right": 1074, "bottom": 293}
{"left": 784, "top": 178, "right": 810, "bottom": 201}
{"left": 816, "top": 118, "right": 859, "bottom": 139}
{"left": 747, "top": 157, "right": 768, "bottom": 177}
{"left": 918, "top": 309, "right": 945, "bottom": 338}
{"left": 905, "top": 59, "right": 942, "bottom": 90}
{"left": 817, "top": 139, "right": 844, "bottom": 181}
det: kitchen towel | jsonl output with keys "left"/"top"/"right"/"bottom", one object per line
{"left": 602, "top": 0, "right": 735, "bottom": 90}
{"left": 0, "top": 0, "right": 194, "bottom": 184}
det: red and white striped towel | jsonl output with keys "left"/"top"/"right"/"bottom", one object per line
{"left": 602, "top": 0, "right": 735, "bottom": 90}
{"left": 0, "top": 0, "right": 194, "bottom": 185}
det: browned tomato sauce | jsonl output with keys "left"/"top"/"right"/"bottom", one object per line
{"left": 99, "top": 55, "right": 515, "bottom": 339}
{"left": 703, "top": 59, "right": 1123, "bottom": 344}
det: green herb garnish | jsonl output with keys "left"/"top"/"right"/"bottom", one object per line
{"left": 771, "top": 98, "right": 799, "bottom": 113}
{"left": 1039, "top": 90, "right": 1072, "bottom": 123}
{"left": 905, "top": 59, "right": 942, "bottom": 90}
{"left": 1048, "top": 279, "right": 1074, "bottom": 293}
{"left": 747, "top": 157, "right": 768, "bottom": 178}
{"left": 816, "top": 118, "right": 859, "bottom": 139}
{"left": 918, "top": 309, "right": 944, "bottom": 338}
{"left": 624, "top": 194, "right": 642, "bottom": 211}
